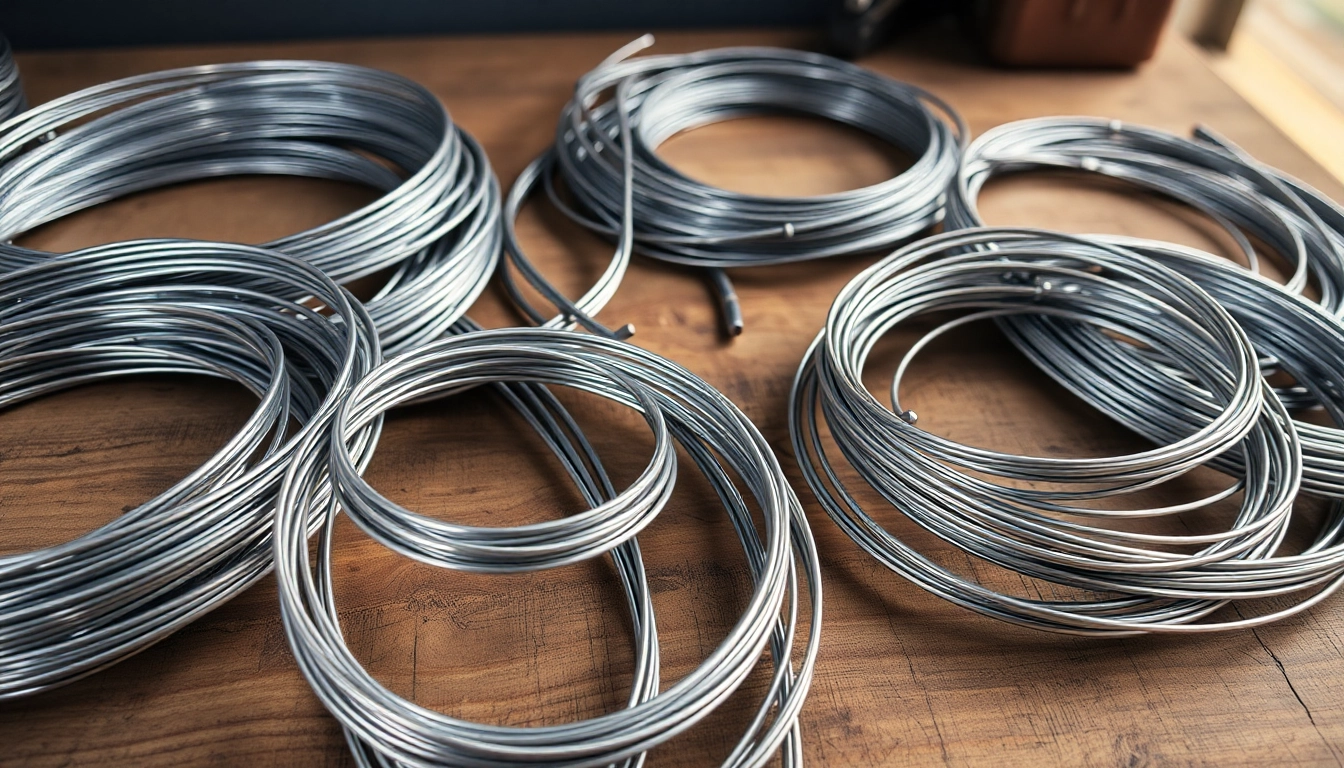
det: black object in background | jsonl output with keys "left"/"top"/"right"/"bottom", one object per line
{"left": 828, "top": 0, "right": 957, "bottom": 59}
{"left": 1, "top": 0, "right": 829, "bottom": 50}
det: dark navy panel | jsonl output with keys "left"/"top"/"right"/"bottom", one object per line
{"left": 0, "top": 0, "right": 829, "bottom": 50}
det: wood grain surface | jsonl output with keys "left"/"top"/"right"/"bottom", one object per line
{"left": 4, "top": 25, "right": 1344, "bottom": 767}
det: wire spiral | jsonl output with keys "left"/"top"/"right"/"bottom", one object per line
{"left": 503, "top": 37, "right": 965, "bottom": 338}
{"left": 788, "top": 227, "right": 1340, "bottom": 636}
{"left": 275, "top": 327, "right": 822, "bottom": 767}
{"left": 0, "top": 60, "right": 499, "bottom": 353}
{"left": 0, "top": 239, "right": 381, "bottom": 698}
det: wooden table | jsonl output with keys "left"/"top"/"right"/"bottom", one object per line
{"left": 4, "top": 26, "right": 1344, "bottom": 767}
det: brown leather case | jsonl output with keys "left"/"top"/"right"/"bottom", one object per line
{"left": 979, "top": 0, "right": 1175, "bottom": 68}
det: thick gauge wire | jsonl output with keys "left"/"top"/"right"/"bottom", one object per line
{"left": 0, "top": 60, "right": 500, "bottom": 353}
{"left": 274, "top": 327, "right": 823, "bottom": 767}
{"left": 1003, "top": 236, "right": 1344, "bottom": 499}
{"left": 950, "top": 115, "right": 1344, "bottom": 409}
{"left": 788, "top": 227, "right": 1335, "bottom": 636}
{"left": 502, "top": 36, "right": 965, "bottom": 338}
{"left": 0, "top": 239, "right": 381, "bottom": 699}
{"left": 0, "top": 33, "right": 24, "bottom": 122}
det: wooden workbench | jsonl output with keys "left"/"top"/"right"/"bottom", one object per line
{"left": 4, "top": 26, "right": 1344, "bottom": 767}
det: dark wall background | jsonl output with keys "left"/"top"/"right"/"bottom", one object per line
{"left": 0, "top": 0, "right": 830, "bottom": 50}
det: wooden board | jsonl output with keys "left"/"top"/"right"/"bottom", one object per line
{"left": 4, "top": 26, "right": 1344, "bottom": 767}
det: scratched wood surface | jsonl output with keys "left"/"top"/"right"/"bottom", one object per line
{"left": 2, "top": 25, "right": 1344, "bottom": 767}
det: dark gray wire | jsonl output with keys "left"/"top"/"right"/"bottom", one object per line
{"left": 502, "top": 37, "right": 965, "bottom": 338}
{"left": 275, "top": 327, "right": 823, "bottom": 767}
{"left": 0, "top": 33, "right": 24, "bottom": 122}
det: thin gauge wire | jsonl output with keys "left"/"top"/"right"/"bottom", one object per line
{"left": 0, "top": 60, "right": 499, "bottom": 353}
{"left": 502, "top": 36, "right": 966, "bottom": 338}
{"left": 0, "top": 239, "right": 382, "bottom": 699}
{"left": 950, "top": 115, "right": 1344, "bottom": 408}
{"left": 0, "top": 33, "right": 24, "bottom": 121}
{"left": 788, "top": 227, "right": 1339, "bottom": 636}
{"left": 275, "top": 327, "right": 823, "bottom": 768}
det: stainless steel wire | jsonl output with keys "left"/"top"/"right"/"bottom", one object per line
{"left": 0, "top": 238, "right": 381, "bottom": 699}
{"left": 502, "top": 36, "right": 965, "bottom": 338}
{"left": 1003, "top": 235, "right": 1344, "bottom": 500}
{"left": 0, "top": 33, "right": 24, "bottom": 122}
{"left": 788, "top": 227, "right": 1342, "bottom": 636}
{"left": 0, "top": 60, "right": 499, "bottom": 353}
{"left": 950, "top": 115, "right": 1344, "bottom": 410}
{"left": 274, "top": 327, "right": 823, "bottom": 767}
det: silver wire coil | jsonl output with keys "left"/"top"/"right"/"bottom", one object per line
{"left": 0, "top": 60, "right": 499, "bottom": 353}
{"left": 0, "top": 33, "right": 24, "bottom": 122}
{"left": 275, "top": 327, "right": 822, "bottom": 767}
{"left": 788, "top": 227, "right": 1343, "bottom": 636}
{"left": 502, "top": 37, "right": 965, "bottom": 338}
{"left": 0, "top": 239, "right": 381, "bottom": 699}
{"left": 950, "top": 115, "right": 1344, "bottom": 410}
{"left": 1003, "top": 235, "right": 1344, "bottom": 500}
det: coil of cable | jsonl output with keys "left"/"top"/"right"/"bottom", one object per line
{"left": 0, "top": 239, "right": 381, "bottom": 699}
{"left": 788, "top": 227, "right": 1339, "bottom": 636}
{"left": 502, "top": 36, "right": 965, "bottom": 338}
{"left": 1001, "top": 234, "right": 1344, "bottom": 499}
{"left": 275, "top": 327, "right": 822, "bottom": 767}
{"left": 950, "top": 115, "right": 1344, "bottom": 411}
{"left": 0, "top": 33, "right": 24, "bottom": 121}
{"left": 0, "top": 60, "right": 499, "bottom": 353}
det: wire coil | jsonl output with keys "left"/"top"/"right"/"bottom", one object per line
{"left": 0, "top": 239, "right": 381, "bottom": 698}
{"left": 1003, "top": 235, "right": 1344, "bottom": 500}
{"left": 0, "top": 33, "right": 24, "bottom": 122}
{"left": 275, "top": 327, "right": 822, "bottom": 767}
{"left": 0, "top": 60, "right": 499, "bottom": 353}
{"left": 503, "top": 37, "right": 965, "bottom": 338}
{"left": 950, "top": 116, "right": 1344, "bottom": 411}
{"left": 788, "top": 227, "right": 1342, "bottom": 636}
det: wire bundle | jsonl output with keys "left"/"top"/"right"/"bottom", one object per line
{"left": 0, "top": 239, "right": 381, "bottom": 699}
{"left": 1003, "top": 236, "right": 1344, "bottom": 500}
{"left": 950, "top": 117, "right": 1344, "bottom": 346}
{"left": 788, "top": 227, "right": 1340, "bottom": 636}
{"left": 275, "top": 327, "right": 822, "bottom": 767}
{"left": 0, "top": 60, "right": 500, "bottom": 352}
{"left": 0, "top": 33, "right": 23, "bottom": 121}
{"left": 503, "top": 37, "right": 965, "bottom": 338}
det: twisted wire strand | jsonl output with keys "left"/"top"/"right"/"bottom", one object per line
{"left": 0, "top": 60, "right": 500, "bottom": 353}
{"left": 0, "top": 239, "right": 382, "bottom": 698}
{"left": 788, "top": 227, "right": 1334, "bottom": 636}
{"left": 274, "top": 327, "right": 822, "bottom": 767}
{"left": 502, "top": 37, "right": 965, "bottom": 338}
{"left": 950, "top": 116, "right": 1344, "bottom": 409}
{"left": 0, "top": 33, "right": 24, "bottom": 121}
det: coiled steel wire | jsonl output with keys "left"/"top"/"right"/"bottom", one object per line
{"left": 0, "top": 60, "right": 499, "bottom": 353}
{"left": 950, "top": 115, "right": 1344, "bottom": 410}
{"left": 502, "top": 37, "right": 965, "bottom": 338}
{"left": 1004, "top": 236, "right": 1344, "bottom": 500}
{"left": 788, "top": 227, "right": 1334, "bottom": 636}
{"left": 0, "top": 33, "right": 24, "bottom": 121}
{"left": 0, "top": 239, "right": 381, "bottom": 698}
{"left": 275, "top": 327, "right": 823, "bottom": 767}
